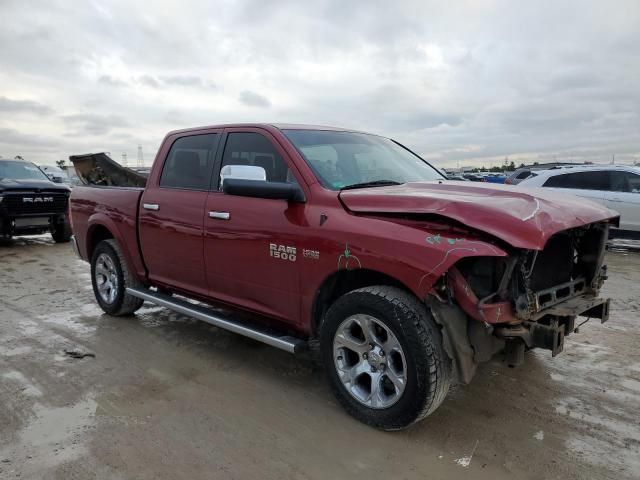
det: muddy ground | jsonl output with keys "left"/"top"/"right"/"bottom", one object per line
{"left": 0, "top": 236, "right": 638, "bottom": 480}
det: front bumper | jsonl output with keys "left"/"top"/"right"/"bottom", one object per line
{"left": 0, "top": 214, "right": 63, "bottom": 236}
{"left": 494, "top": 296, "right": 610, "bottom": 362}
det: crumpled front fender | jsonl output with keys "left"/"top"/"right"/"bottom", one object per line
{"left": 417, "top": 233, "right": 508, "bottom": 296}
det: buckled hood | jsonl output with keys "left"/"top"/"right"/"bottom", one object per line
{"left": 338, "top": 181, "right": 619, "bottom": 250}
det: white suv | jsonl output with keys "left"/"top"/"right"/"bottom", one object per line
{"left": 519, "top": 164, "right": 640, "bottom": 234}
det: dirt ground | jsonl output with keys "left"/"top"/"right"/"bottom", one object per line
{"left": 0, "top": 236, "right": 639, "bottom": 480}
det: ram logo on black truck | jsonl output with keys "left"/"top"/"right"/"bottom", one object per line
{"left": 22, "top": 197, "right": 54, "bottom": 203}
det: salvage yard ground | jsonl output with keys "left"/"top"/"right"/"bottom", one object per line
{"left": 1, "top": 237, "right": 639, "bottom": 479}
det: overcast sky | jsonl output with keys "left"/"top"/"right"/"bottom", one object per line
{"left": 1, "top": 0, "right": 638, "bottom": 168}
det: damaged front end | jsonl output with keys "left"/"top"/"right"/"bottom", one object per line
{"left": 431, "top": 222, "right": 611, "bottom": 383}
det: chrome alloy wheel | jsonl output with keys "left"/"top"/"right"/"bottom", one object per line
{"left": 95, "top": 253, "right": 119, "bottom": 304}
{"left": 333, "top": 314, "right": 407, "bottom": 409}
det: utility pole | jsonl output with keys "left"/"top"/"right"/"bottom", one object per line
{"left": 122, "top": 152, "right": 128, "bottom": 166}
{"left": 137, "top": 145, "right": 144, "bottom": 167}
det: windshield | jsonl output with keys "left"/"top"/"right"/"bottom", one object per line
{"left": 283, "top": 130, "right": 444, "bottom": 190}
{"left": 0, "top": 160, "right": 50, "bottom": 181}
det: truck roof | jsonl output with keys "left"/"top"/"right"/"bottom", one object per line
{"left": 166, "top": 123, "right": 373, "bottom": 137}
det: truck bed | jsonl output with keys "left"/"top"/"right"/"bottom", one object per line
{"left": 70, "top": 185, "right": 147, "bottom": 280}
{"left": 70, "top": 152, "right": 148, "bottom": 188}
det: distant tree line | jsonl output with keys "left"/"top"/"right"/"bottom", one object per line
{"left": 0, "top": 155, "right": 68, "bottom": 169}
{"left": 466, "top": 160, "right": 525, "bottom": 173}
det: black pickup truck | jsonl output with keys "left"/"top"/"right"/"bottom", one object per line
{"left": 0, "top": 159, "right": 72, "bottom": 242}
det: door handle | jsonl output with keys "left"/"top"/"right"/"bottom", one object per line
{"left": 209, "top": 211, "right": 230, "bottom": 220}
{"left": 609, "top": 198, "right": 623, "bottom": 203}
{"left": 143, "top": 203, "right": 160, "bottom": 211}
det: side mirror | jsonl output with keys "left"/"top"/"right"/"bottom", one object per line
{"left": 220, "top": 164, "right": 266, "bottom": 184}
{"left": 220, "top": 164, "right": 305, "bottom": 202}
{"left": 223, "top": 179, "right": 305, "bottom": 203}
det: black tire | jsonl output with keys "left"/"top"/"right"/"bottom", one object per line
{"left": 320, "top": 286, "right": 451, "bottom": 430}
{"left": 51, "top": 216, "right": 72, "bottom": 243}
{"left": 91, "top": 239, "right": 144, "bottom": 316}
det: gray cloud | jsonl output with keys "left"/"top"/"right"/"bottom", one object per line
{"left": 239, "top": 90, "right": 271, "bottom": 108}
{"left": 0, "top": 96, "right": 52, "bottom": 115}
{"left": 0, "top": 127, "right": 61, "bottom": 159}
{"left": 160, "top": 75, "right": 204, "bottom": 87}
{"left": 137, "top": 75, "right": 160, "bottom": 88}
{"left": 98, "top": 75, "right": 128, "bottom": 88}
{"left": 62, "top": 113, "right": 130, "bottom": 136}
{"left": 0, "top": 0, "right": 638, "bottom": 166}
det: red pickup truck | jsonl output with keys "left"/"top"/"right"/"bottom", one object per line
{"left": 69, "top": 124, "right": 618, "bottom": 430}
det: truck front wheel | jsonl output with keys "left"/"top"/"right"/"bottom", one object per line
{"left": 91, "top": 239, "right": 144, "bottom": 316}
{"left": 51, "top": 216, "right": 72, "bottom": 243}
{"left": 320, "top": 286, "right": 451, "bottom": 430}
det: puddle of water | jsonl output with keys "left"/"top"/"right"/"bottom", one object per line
{"left": 0, "top": 397, "right": 98, "bottom": 473}
{"left": 37, "top": 310, "right": 98, "bottom": 336}
{"left": 620, "top": 378, "right": 640, "bottom": 394}
{"left": 92, "top": 392, "right": 151, "bottom": 428}
{"left": 554, "top": 394, "right": 640, "bottom": 475}
{"left": 16, "top": 320, "right": 42, "bottom": 337}
{"left": 21, "top": 398, "right": 97, "bottom": 446}
{"left": 0, "top": 345, "right": 32, "bottom": 357}
{"left": 568, "top": 435, "right": 640, "bottom": 475}
{"left": 2, "top": 371, "right": 43, "bottom": 397}
{"left": 602, "top": 324, "right": 627, "bottom": 332}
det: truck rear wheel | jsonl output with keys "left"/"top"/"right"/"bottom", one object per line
{"left": 320, "top": 286, "right": 451, "bottom": 430}
{"left": 91, "top": 239, "right": 144, "bottom": 316}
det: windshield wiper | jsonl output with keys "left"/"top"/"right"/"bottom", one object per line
{"left": 340, "top": 180, "right": 403, "bottom": 191}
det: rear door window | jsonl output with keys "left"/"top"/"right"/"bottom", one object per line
{"left": 160, "top": 134, "right": 219, "bottom": 190}
{"left": 543, "top": 171, "right": 609, "bottom": 190}
{"left": 609, "top": 171, "right": 640, "bottom": 193}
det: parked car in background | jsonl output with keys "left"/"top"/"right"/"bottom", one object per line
{"left": 483, "top": 174, "right": 506, "bottom": 184}
{"left": 506, "top": 168, "right": 537, "bottom": 185}
{"left": 40, "top": 165, "right": 68, "bottom": 184}
{"left": 458, "top": 173, "right": 506, "bottom": 184}
{"left": 445, "top": 173, "right": 469, "bottom": 181}
{"left": 462, "top": 173, "right": 484, "bottom": 182}
{"left": 0, "top": 159, "right": 72, "bottom": 242}
{"left": 506, "top": 163, "right": 583, "bottom": 185}
{"left": 519, "top": 165, "right": 640, "bottom": 236}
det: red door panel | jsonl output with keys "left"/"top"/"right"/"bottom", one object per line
{"left": 204, "top": 193, "right": 304, "bottom": 324}
{"left": 139, "top": 189, "right": 209, "bottom": 296}
{"left": 203, "top": 128, "right": 309, "bottom": 327}
{"left": 138, "top": 131, "right": 221, "bottom": 297}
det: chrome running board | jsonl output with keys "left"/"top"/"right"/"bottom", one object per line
{"left": 126, "top": 287, "right": 307, "bottom": 354}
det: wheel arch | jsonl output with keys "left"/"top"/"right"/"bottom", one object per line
{"left": 311, "top": 268, "right": 417, "bottom": 336}
{"left": 84, "top": 213, "right": 146, "bottom": 282}
{"left": 86, "top": 223, "right": 114, "bottom": 260}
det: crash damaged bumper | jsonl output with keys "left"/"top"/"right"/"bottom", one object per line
{"left": 430, "top": 222, "right": 612, "bottom": 384}
{"left": 430, "top": 291, "right": 611, "bottom": 384}
{"left": 494, "top": 295, "right": 610, "bottom": 359}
